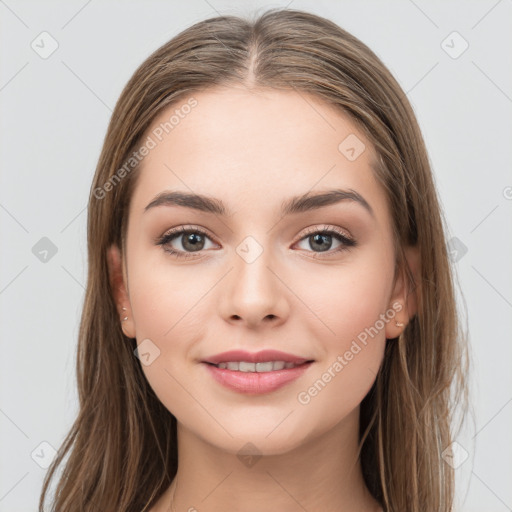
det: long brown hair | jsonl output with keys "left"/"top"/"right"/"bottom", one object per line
{"left": 39, "top": 8, "right": 469, "bottom": 511}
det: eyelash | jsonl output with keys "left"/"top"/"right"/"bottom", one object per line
{"left": 156, "top": 224, "right": 356, "bottom": 260}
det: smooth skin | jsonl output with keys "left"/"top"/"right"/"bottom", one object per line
{"left": 108, "top": 86, "right": 419, "bottom": 512}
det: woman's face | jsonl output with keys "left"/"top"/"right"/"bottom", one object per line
{"left": 110, "top": 86, "right": 411, "bottom": 455}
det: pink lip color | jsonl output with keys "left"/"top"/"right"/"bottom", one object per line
{"left": 203, "top": 361, "right": 313, "bottom": 394}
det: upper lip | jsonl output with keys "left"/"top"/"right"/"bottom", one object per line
{"left": 203, "top": 349, "right": 313, "bottom": 365}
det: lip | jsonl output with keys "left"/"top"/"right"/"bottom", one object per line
{"left": 203, "top": 349, "right": 311, "bottom": 365}
{"left": 203, "top": 361, "right": 313, "bottom": 394}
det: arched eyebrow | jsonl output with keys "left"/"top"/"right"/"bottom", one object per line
{"left": 144, "top": 188, "right": 374, "bottom": 218}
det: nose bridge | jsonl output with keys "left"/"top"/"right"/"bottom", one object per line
{"left": 222, "top": 233, "right": 289, "bottom": 325}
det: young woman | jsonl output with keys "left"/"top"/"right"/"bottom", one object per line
{"left": 39, "top": 8, "right": 469, "bottom": 512}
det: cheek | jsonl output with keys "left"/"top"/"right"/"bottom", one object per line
{"left": 293, "top": 265, "right": 391, "bottom": 430}
{"left": 128, "top": 272, "right": 198, "bottom": 419}
{"left": 126, "top": 256, "right": 213, "bottom": 411}
{"left": 293, "top": 252, "right": 394, "bottom": 347}
{"left": 128, "top": 252, "right": 207, "bottom": 340}
{"left": 290, "top": 252, "right": 393, "bottom": 404}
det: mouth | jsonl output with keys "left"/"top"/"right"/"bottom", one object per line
{"left": 202, "top": 360, "right": 314, "bottom": 395}
{"left": 202, "top": 349, "right": 313, "bottom": 366}
{"left": 204, "top": 360, "right": 312, "bottom": 372}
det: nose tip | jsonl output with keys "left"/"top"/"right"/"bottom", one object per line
{"left": 222, "top": 256, "right": 290, "bottom": 329}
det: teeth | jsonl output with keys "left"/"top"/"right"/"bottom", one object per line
{"left": 214, "top": 360, "right": 301, "bottom": 372}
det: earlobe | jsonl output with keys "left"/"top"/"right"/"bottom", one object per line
{"left": 385, "top": 244, "right": 421, "bottom": 340}
{"left": 107, "top": 244, "right": 136, "bottom": 338}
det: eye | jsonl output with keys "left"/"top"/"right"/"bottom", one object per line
{"left": 156, "top": 224, "right": 356, "bottom": 260}
{"left": 156, "top": 226, "right": 217, "bottom": 259}
{"left": 293, "top": 225, "right": 356, "bottom": 257}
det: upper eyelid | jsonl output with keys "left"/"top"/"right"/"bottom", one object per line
{"left": 161, "top": 225, "right": 218, "bottom": 243}
{"left": 300, "top": 224, "right": 353, "bottom": 241}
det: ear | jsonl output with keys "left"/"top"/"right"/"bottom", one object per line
{"left": 385, "top": 244, "right": 421, "bottom": 339}
{"left": 107, "top": 244, "right": 136, "bottom": 338}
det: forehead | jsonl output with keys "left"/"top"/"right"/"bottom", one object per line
{"left": 129, "top": 86, "right": 388, "bottom": 223}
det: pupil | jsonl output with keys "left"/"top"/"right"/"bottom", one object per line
{"left": 183, "top": 233, "right": 204, "bottom": 251}
{"left": 311, "top": 233, "right": 331, "bottom": 252}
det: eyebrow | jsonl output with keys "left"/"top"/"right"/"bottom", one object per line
{"left": 144, "top": 188, "right": 374, "bottom": 218}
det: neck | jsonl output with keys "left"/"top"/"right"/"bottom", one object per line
{"left": 159, "top": 406, "right": 381, "bottom": 512}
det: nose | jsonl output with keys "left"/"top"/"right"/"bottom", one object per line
{"left": 219, "top": 247, "right": 290, "bottom": 329}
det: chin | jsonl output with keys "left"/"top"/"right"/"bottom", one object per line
{"left": 187, "top": 417, "right": 314, "bottom": 458}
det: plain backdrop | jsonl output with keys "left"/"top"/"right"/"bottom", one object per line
{"left": 1, "top": 0, "right": 511, "bottom": 510}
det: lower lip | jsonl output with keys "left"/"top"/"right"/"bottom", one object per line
{"left": 203, "top": 362, "right": 313, "bottom": 394}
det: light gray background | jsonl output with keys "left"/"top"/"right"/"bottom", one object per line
{"left": 1, "top": 1, "right": 511, "bottom": 510}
